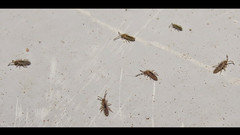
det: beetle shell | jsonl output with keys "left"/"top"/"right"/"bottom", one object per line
{"left": 103, "top": 102, "right": 109, "bottom": 116}
{"left": 170, "top": 23, "right": 183, "bottom": 31}
{"left": 213, "top": 61, "right": 227, "bottom": 74}
{"left": 113, "top": 32, "right": 135, "bottom": 42}
{"left": 8, "top": 59, "right": 31, "bottom": 68}
{"left": 120, "top": 34, "right": 135, "bottom": 41}
{"left": 136, "top": 70, "right": 158, "bottom": 81}
{"left": 213, "top": 55, "right": 234, "bottom": 74}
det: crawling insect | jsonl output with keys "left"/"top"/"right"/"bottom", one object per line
{"left": 135, "top": 70, "right": 158, "bottom": 81}
{"left": 113, "top": 32, "right": 135, "bottom": 42}
{"left": 213, "top": 55, "right": 234, "bottom": 74}
{"left": 169, "top": 23, "right": 183, "bottom": 31}
{"left": 8, "top": 59, "right": 31, "bottom": 68}
{"left": 97, "top": 90, "right": 113, "bottom": 116}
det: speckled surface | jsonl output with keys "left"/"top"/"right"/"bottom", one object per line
{"left": 1, "top": 9, "right": 240, "bottom": 127}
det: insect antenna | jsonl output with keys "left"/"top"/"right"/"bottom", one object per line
{"left": 113, "top": 32, "right": 122, "bottom": 41}
{"left": 7, "top": 60, "right": 15, "bottom": 66}
{"left": 135, "top": 73, "right": 143, "bottom": 77}
{"left": 8, "top": 63, "right": 13, "bottom": 66}
{"left": 135, "top": 70, "right": 145, "bottom": 77}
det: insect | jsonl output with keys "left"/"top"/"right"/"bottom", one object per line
{"left": 169, "top": 23, "right": 183, "bottom": 31}
{"left": 135, "top": 70, "right": 158, "bottom": 81}
{"left": 8, "top": 59, "right": 31, "bottom": 68}
{"left": 213, "top": 55, "right": 234, "bottom": 74}
{"left": 97, "top": 90, "right": 113, "bottom": 116}
{"left": 113, "top": 32, "right": 135, "bottom": 42}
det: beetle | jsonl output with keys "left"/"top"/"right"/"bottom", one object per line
{"left": 213, "top": 55, "right": 234, "bottom": 74}
{"left": 135, "top": 70, "right": 158, "bottom": 81}
{"left": 97, "top": 90, "right": 113, "bottom": 116}
{"left": 8, "top": 59, "right": 31, "bottom": 68}
{"left": 113, "top": 32, "right": 135, "bottom": 42}
{"left": 169, "top": 23, "right": 183, "bottom": 31}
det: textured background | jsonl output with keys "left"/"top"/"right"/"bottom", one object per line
{"left": 1, "top": 9, "right": 240, "bottom": 127}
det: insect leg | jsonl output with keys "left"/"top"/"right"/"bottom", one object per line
{"left": 220, "top": 70, "right": 223, "bottom": 74}
{"left": 97, "top": 96, "right": 103, "bottom": 101}
{"left": 113, "top": 36, "right": 121, "bottom": 41}
{"left": 104, "top": 90, "right": 107, "bottom": 99}
{"left": 135, "top": 73, "right": 144, "bottom": 77}
{"left": 108, "top": 107, "right": 113, "bottom": 113}
{"left": 227, "top": 61, "right": 235, "bottom": 65}
{"left": 123, "top": 40, "right": 128, "bottom": 43}
{"left": 152, "top": 70, "right": 159, "bottom": 76}
{"left": 99, "top": 107, "right": 103, "bottom": 112}
{"left": 212, "top": 65, "right": 218, "bottom": 68}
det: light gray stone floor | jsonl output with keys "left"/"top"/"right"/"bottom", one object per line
{"left": 0, "top": 9, "right": 240, "bottom": 127}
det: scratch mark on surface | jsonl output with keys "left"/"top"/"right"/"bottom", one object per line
{"left": 138, "top": 40, "right": 213, "bottom": 71}
{"left": 118, "top": 68, "right": 123, "bottom": 119}
{"left": 125, "top": 11, "right": 159, "bottom": 55}
{"left": 35, "top": 107, "right": 49, "bottom": 122}
{"left": 151, "top": 82, "right": 156, "bottom": 127}
{"left": 14, "top": 98, "right": 19, "bottom": 127}
{"left": 134, "top": 11, "right": 160, "bottom": 37}
{"left": 69, "top": 72, "right": 97, "bottom": 105}
{"left": 25, "top": 108, "right": 30, "bottom": 126}
{"left": 76, "top": 9, "right": 120, "bottom": 33}
{"left": 113, "top": 91, "right": 134, "bottom": 120}
{"left": 88, "top": 111, "right": 101, "bottom": 127}
{"left": 49, "top": 57, "right": 57, "bottom": 82}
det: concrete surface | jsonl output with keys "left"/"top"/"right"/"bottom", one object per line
{"left": 1, "top": 9, "right": 240, "bottom": 127}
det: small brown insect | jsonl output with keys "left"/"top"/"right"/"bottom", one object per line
{"left": 113, "top": 32, "right": 135, "bottom": 42}
{"left": 8, "top": 59, "right": 31, "bottom": 68}
{"left": 213, "top": 55, "right": 234, "bottom": 74}
{"left": 169, "top": 23, "right": 183, "bottom": 31}
{"left": 135, "top": 70, "right": 158, "bottom": 81}
{"left": 97, "top": 90, "right": 113, "bottom": 116}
